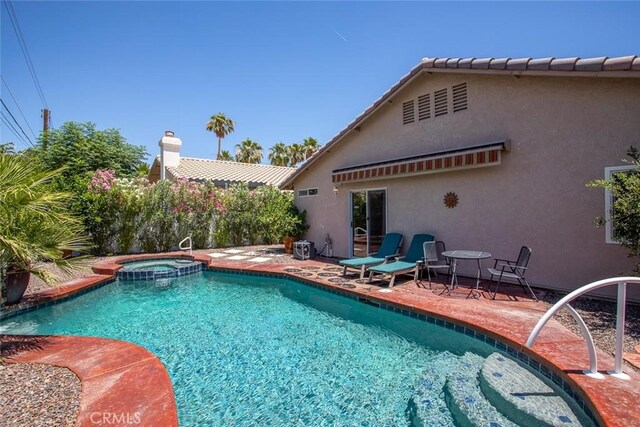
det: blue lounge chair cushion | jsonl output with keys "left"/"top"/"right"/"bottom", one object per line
{"left": 339, "top": 256, "right": 388, "bottom": 267}
{"left": 368, "top": 260, "right": 416, "bottom": 274}
{"left": 338, "top": 232, "right": 404, "bottom": 267}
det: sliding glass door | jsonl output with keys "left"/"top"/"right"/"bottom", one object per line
{"left": 350, "top": 189, "right": 387, "bottom": 257}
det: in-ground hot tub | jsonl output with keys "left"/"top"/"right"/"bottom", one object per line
{"left": 117, "top": 258, "right": 203, "bottom": 280}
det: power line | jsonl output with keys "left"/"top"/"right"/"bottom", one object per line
{"left": 3, "top": 0, "right": 48, "bottom": 108}
{"left": 1, "top": 98, "right": 34, "bottom": 146}
{"left": 1, "top": 75, "right": 38, "bottom": 139}
{"left": 1, "top": 113, "right": 28, "bottom": 147}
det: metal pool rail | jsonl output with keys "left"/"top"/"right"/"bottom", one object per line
{"left": 526, "top": 277, "right": 640, "bottom": 380}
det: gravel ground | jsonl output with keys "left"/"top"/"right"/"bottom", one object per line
{"left": 0, "top": 357, "right": 80, "bottom": 427}
{"left": 3, "top": 244, "right": 637, "bottom": 425}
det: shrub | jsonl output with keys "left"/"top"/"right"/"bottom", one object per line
{"left": 588, "top": 146, "right": 640, "bottom": 274}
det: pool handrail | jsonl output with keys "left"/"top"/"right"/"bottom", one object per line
{"left": 526, "top": 276, "right": 640, "bottom": 379}
{"left": 179, "top": 236, "right": 192, "bottom": 255}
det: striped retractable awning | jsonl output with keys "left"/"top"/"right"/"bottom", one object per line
{"left": 331, "top": 140, "right": 510, "bottom": 184}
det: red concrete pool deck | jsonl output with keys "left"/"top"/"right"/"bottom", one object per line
{"left": 3, "top": 252, "right": 640, "bottom": 426}
{"left": 1, "top": 335, "right": 178, "bottom": 427}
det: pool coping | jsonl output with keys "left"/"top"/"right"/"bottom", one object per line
{"left": 1, "top": 335, "right": 178, "bottom": 427}
{"left": 2, "top": 252, "right": 639, "bottom": 426}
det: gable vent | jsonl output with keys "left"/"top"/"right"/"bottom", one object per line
{"left": 434, "top": 88, "right": 448, "bottom": 117}
{"left": 452, "top": 83, "right": 468, "bottom": 113}
{"left": 402, "top": 100, "right": 415, "bottom": 125}
{"left": 417, "top": 94, "right": 431, "bottom": 121}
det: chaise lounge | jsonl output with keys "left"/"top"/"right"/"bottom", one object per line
{"left": 339, "top": 232, "right": 404, "bottom": 279}
{"left": 368, "top": 234, "right": 435, "bottom": 287}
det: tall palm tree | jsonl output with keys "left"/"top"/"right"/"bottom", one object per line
{"left": 205, "top": 113, "right": 235, "bottom": 160}
{"left": 288, "top": 143, "right": 305, "bottom": 167}
{"left": 235, "top": 139, "right": 263, "bottom": 164}
{"left": 268, "top": 142, "right": 291, "bottom": 167}
{"left": 302, "top": 137, "right": 321, "bottom": 160}
{"left": 219, "top": 150, "right": 234, "bottom": 161}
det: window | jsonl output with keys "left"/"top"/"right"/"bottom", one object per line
{"left": 298, "top": 188, "right": 318, "bottom": 197}
{"left": 604, "top": 165, "right": 635, "bottom": 244}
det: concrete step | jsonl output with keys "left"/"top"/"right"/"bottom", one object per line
{"left": 480, "top": 352, "right": 589, "bottom": 426}
{"left": 444, "top": 352, "right": 517, "bottom": 427}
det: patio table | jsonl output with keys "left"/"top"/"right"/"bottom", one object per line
{"left": 441, "top": 250, "right": 492, "bottom": 298}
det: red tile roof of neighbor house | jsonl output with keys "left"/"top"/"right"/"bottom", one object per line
{"left": 279, "top": 55, "right": 640, "bottom": 190}
{"left": 166, "top": 157, "right": 296, "bottom": 187}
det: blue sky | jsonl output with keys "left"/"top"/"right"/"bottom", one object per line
{"left": 2, "top": 1, "right": 639, "bottom": 163}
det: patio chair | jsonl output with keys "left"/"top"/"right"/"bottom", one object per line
{"left": 339, "top": 232, "right": 404, "bottom": 279}
{"left": 368, "top": 234, "right": 435, "bottom": 287}
{"left": 487, "top": 246, "right": 537, "bottom": 301}
{"left": 421, "top": 240, "right": 451, "bottom": 288}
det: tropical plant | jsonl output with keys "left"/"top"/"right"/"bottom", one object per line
{"left": 235, "top": 138, "right": 263, "bottom": 164}
{"left": 588, "top": 146, "right": 640, "bottom": 274}
{"left": 0, "top": 154, "right": 91, "bottom": 285}
{"left": 219, "top": 150, "right": 234, "bottom": 161}
{"left": 302, "top": 137, "right": 321, "bottom": 160}
{"left": 206, "top": 113, "right": 235, "bottom": 160}
{"left": 288, "top": 143, "right": 305, "bottom": 166}
{"left": 268, "top": 142, "right": 291, "bottom": 166}
{"left": 216, "top": 183, "right": 260, "bottom": 245}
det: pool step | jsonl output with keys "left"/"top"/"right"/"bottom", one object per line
{"left": 406, "top": 352, "right": 455, "bottom": 427}
{"left": 480, "top": 352, "right": 585, "bottom": 426}
{"left": 444, "top": 352, "right": 517, "bottom": 427}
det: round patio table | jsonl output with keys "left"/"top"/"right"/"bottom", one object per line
{"left": 441, "top": 250, "right": 492, "bottom": 298}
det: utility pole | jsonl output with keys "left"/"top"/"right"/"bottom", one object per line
{"left": 42, "top": 108, "right": 49, "bottom": 131}
{"left": 42, "top": 108, "right": 50, "bottom": 150}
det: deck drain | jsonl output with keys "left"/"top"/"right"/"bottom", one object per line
{"left": 300, "top": 266, "right": 320, "bottom": 271}
{"left": 284, "top": 268, "right": 302, "bottom": 273}
{"left": 322, "top": 267, "right": 343, "bottom": 272}
{"left": 328, "top": 277, "right": 350, "bottom": 284}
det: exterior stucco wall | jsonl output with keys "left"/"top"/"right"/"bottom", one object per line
{"left": 292, "top": 72, "right": 640, "bottom": 296}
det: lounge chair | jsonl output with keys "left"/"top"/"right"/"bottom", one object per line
{"left": 368, "top": 234, "right": 435, "bottom": 287}
{"left": 339, "top": 232, "right": 404, "bottom": 279}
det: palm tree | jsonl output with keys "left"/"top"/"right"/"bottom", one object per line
{"left": 219, "top": 150, "right": 234, "bottom": 161}
{"left": 205, "top": 113, "right": 235, "bottom": 160}
{"left": 268, "top": 142, "right": 291, "bottom": 166}
{"left": 0, "top": 154, "right": 91, "bottom": 302}
{"left": 302, "top": 137, "right": 321, "bottom": 160}
{"left": 288, "top": 143, "right": 305, "bottom": 167}
{"left": 235, "top": 139, "right": 263, "bottom": 164}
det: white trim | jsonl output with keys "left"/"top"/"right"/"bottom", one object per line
{"left": 604, "top": 165, "right": 635, "bottom": 244}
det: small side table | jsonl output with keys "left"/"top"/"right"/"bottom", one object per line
{"left": 441, "top": 250, "right": 492, "bottom": 298}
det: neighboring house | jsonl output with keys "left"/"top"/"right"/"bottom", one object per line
{"left": 149, "top": 131, "right": 296, "bottom": 188}
{"left": 280, "top": 55, "right": 640, "bottom": 297}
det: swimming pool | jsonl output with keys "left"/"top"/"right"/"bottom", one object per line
{"left": 118, "top": 258, "right": 202, "bottom": 280}
{"left": 1, "top": 271, "right": 594, "bottom": 426}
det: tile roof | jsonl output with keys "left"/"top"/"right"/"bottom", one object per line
{"left": 166, "top": 157, "right": 296, "bottom": 187}
{"left": 280, "top": 54, "right": 639, "bottom": 189}
{"left": 421, "top": 55, "right": 639, "bottom": 73}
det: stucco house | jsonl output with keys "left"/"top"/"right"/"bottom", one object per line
{"left": 149, "top": 131, "right": 296, "bottom": 188}
{"left": 280, "top": 55, "right": 640, "bottom": 297}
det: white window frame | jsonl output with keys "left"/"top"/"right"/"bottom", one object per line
{"left": 298, "top": 188, "right": 318, "bottom": 198}
{"left": 604, "top": 165, "right": 635, "bottom": 244}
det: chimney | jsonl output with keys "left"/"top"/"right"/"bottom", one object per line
{"left": 159, "top": 130, "right": 182, "bottom": 180}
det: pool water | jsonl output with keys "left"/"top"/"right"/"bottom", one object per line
{"left": 0, "top": 272, "right": 588, "bottom": 426}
